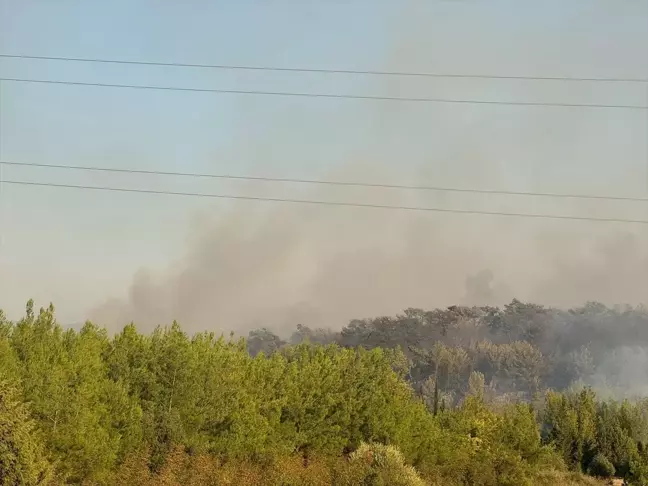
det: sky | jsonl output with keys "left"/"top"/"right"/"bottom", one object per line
{"left": 0, "top": 0, "right": 647, "bottom": 332}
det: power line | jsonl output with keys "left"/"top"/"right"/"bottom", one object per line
{"left": 2, "top": 53, "right": 646, "bottom": 84}
{"left": 4, "top": 160, "right": 647, "bottom": 203}
{"left": 3, "top": 179, "right": 648, "bottom": 225}
{"left": 1, "top": 77, "right": 645, "bottom": 110}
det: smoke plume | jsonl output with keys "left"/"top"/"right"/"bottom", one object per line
{"left": 90, "top": 1, "right": 648, "bottom": 335}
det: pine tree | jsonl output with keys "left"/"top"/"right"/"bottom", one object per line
{"left": 0, "top": 380, "right": 52, "bottom": 485}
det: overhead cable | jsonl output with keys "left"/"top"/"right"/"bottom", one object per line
{"left": 3, "top": 179, "right": 647, "bottom": 225}
{"left": 4, "top": 160, "right": 647, "bottom": 203}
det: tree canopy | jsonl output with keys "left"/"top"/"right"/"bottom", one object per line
{"left": 1, "top": 300, "right": 646, "bottom": 485}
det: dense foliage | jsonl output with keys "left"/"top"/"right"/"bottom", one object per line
{"left": 0, "top": 300, "right": 647, "bottom": 484}
{"left": 258, "top": 300, "right": 648, "bottom": 404}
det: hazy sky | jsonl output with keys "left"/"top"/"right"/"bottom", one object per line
{"left": 1, "top": 0, "right": 647, "bottom": 331}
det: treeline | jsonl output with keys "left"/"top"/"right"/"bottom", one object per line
{"left": 1, "top": 300, "right": 647, "bottom": 485}
{"left": 250, "top": 300, "right": 648, "bottom": 404}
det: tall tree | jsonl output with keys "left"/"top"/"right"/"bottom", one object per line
{"left": 0, "top": 380, "right": 51, "bottom": 485}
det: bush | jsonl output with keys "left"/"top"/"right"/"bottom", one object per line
{"left": 587, "top": 453, "right": 616, "bottom": 478}
{"left": 533, "top": 470, "right": 605, "bottom": 486}
{"left": 349, "top": 442, "right": 426, "bottom": 486}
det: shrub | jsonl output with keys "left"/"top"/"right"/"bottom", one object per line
{"left": 587, "top": 453, "right": 616, "bottom": 478}
{"left": 533, "top": 470, "right": 604, "bottom": 486}
{"left": 349, "top": 442, "right": 426, "bottom": 486}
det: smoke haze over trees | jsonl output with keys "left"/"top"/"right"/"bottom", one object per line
{"left": 89, "top": 212, "right": 648, "bottom": 336}
{"left": 243, "top": 299, "right": 648, "bottom": 402}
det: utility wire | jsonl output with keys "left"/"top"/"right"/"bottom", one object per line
{"left": 1, "top": 77, "right": 645, "bottom": 110}
{"left": 3, "top": 179, "right": 647, "bottom": 225}
{"left": 3, "top": 160, "right": 647, "bottom": 203}
{"left": 1, "top": 53, "right": 647, "bottom": 84}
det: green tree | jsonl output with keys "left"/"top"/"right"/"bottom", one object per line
{"left": 543, "top": 388, "right": 598, "bottom": 473}
{"left": 10, "top": 304, "right": 140, "bottom": 482}
{"left": 587, "top": 453, "right": 615, "bottom": 478}
{"left": 0, "top": 380, "right": 52, "bottom": 485}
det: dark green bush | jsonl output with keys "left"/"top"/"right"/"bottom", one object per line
{"left": 587, "top": 453, "right": 615, "bottom": 478}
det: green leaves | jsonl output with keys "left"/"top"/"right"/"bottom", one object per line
{"left": 0, "top": 380, "right": 52, "bottom": 485}
{"left": 3, "top": 299, "right": 648, "bottom": 485}
{"left": 540, "top": 387, "right": 648, "bottom": 482}
{"left": 7, "top": 303, "right": 140, "bottom": 483}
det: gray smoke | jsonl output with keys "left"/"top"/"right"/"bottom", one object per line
{"left": 89, "top": 196, "right": 648, "bottom": 335}
{"left": 588, "top": 346, "right": 648, "bottom": 399}
{"left": 90, "top": 0, "right": 648, "bottom": 337}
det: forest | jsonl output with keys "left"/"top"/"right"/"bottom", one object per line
{"left": 1, "top": 299, "right": 648, "bottom": 485}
